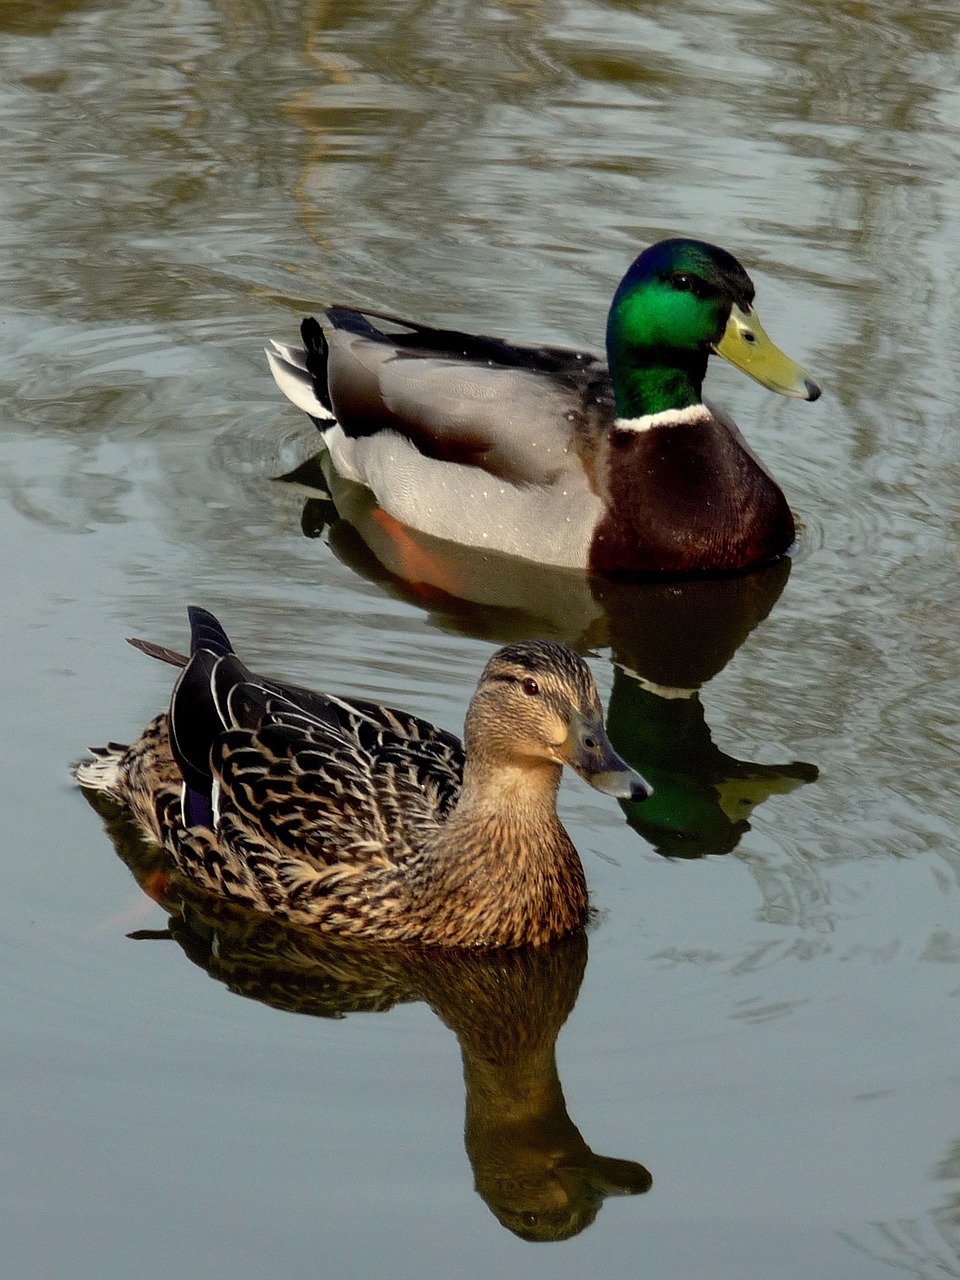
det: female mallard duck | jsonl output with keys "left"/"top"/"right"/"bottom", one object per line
{"left": 76, "top": 608, "right": 650, "bottom": 948}
{"left": 266, "top": 238, "right": 820, "bottom": 576}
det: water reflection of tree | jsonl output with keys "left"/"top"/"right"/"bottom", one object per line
{"left": 836, "top": 1134, "right": 960, "bottom": 1278}
{"left": 0, "top": 0, "right": 100, "bottom": 36}
{"left": 842, "top": 1205, "right": 960, "bottom": 1277}
{"left": 85, "top": 790, "right": 652, "bottom": 1242}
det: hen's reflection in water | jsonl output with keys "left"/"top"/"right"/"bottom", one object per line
{"left": 87, "top": 793, "right": 651, "bottom": 1242}
{"left": 289, "top": 460, "right": 818, "bottom": 856}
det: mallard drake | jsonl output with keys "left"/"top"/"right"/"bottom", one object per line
{"left": 266, "top": 238, "right": 820, "bottom": 576}
{"left": 76, "top": 608, "right": 650, "bottom": 947}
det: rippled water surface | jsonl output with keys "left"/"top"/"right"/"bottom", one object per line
{"left": 3, "top": 1, "right": 960, "bottom": 1276}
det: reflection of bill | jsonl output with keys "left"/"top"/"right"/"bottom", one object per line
{"left": 82, "top": 789, "right": 653, "bottom": 1241}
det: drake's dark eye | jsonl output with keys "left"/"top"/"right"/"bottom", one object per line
{"left": 521, "top": 677, "right": 540, "bottom": 696}
{"left": 672, "top": 272, "right": 694, "bottom": 291}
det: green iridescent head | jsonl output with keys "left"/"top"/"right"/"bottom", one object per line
{"left": 605, "top": 238, "right": 820, "bottom": 418}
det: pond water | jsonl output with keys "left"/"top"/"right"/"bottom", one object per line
{"left": 2, "top": 0, "right": 959, "bottom": 1276}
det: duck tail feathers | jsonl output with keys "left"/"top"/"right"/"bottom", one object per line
{"left": 265, "top": 317, "right": 335, "bottom": 423}
{"left": 124, "top": 607, "right": 231, "bottom": 671}
{"left": 74, "top": 742, "right": 128, "bottom": 793}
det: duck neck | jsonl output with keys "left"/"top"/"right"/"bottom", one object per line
{"left": 422, "top": 757, "right": 588, "bottom": 947}
{"left": 457, "top": 753, "right": 563, "bottom": 817}
{"left": 606, "top": 342, "right": 708, "bottom": 419}
{"left": 446, "top": 756, "right": 569, "bottom": 856}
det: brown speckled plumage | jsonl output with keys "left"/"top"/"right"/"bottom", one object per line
{"left": 76, "top": 610, "right": 649, "bottom": 947}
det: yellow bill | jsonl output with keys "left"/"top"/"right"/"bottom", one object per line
{"left": 713, "top": 303, "right": 821, "bottom": 400}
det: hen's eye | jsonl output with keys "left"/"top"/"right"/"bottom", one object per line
{"left": 521, "top": 677, "right": 540, "bottom": 696}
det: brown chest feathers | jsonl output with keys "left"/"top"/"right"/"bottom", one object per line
{"left": 589, "top": 419, "right": 795, "bottom": 575}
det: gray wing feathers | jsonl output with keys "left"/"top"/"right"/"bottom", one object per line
{"left": 327, "top": 333, "right": 588, "bottom": 485}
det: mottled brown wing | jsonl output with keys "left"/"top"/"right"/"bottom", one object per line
{"left": 209, "top": 718, "right": 464, "bottom": 871}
